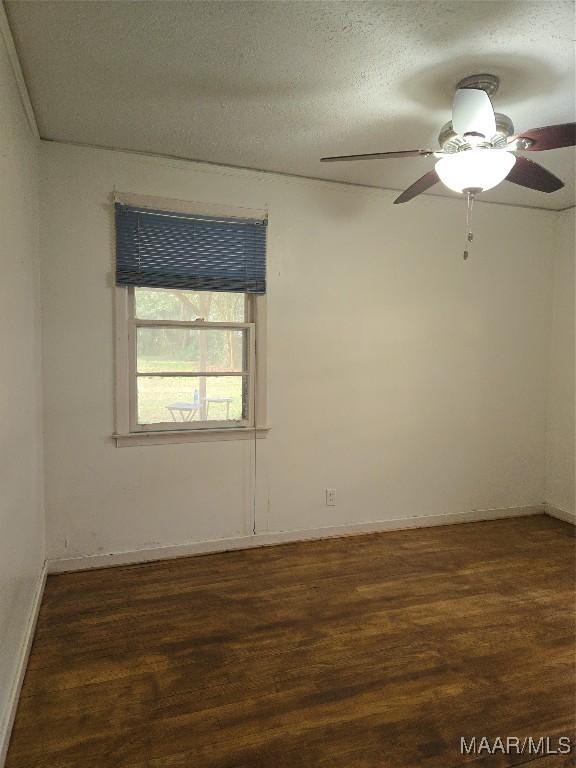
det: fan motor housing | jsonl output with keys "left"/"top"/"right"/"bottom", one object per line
{"left": 439, "top": 113, "right": 515, "bottom": 152}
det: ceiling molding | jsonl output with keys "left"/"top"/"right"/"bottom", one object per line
{"left": 0, "top": 2, "right": 39, "bottom": 138}
{"left": 42, "top": 138, "right": 564, "bottom": 214}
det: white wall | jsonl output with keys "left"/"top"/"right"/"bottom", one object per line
{"left": 40, "top": 141, "right": 557, "bottom": 562}
{"left": 546, "top": 209, "right": 575, "bottom": 516}
{"left": 0, "top": 22, "right": 44, "bottom": 762}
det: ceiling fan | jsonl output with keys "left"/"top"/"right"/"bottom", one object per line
{"left": 321, "top": 74, "right": 576, "bottom": 205}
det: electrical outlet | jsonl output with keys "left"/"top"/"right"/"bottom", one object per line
{"left": 326, "top": 488, "right": 336, "bottom": 506}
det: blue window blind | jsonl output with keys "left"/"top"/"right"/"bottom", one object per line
{"left": 115, "top": 203, "right": 267, "bottom": 294}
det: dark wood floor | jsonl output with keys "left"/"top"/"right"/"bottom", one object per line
{"left": 7, "top": 515, "right": 576, "bottom": 768}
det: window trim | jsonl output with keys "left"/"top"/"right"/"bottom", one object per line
{"left": 114, "top": 286, "right": 269, "bottom": 445}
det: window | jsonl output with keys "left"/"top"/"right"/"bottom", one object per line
{"left": 114, "top": 195, "right": 268, "bottom": 444}
{"left": 131, "top": 287, "right": 254, "bottom": 430}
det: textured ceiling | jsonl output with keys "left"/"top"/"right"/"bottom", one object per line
{"left": 6, "top": 0, "right": 576, "bottom": 209}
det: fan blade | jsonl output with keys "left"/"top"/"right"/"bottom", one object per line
{"left": 515, "top": 122, "right": 576, "bottom": 151}
{"left": 506, "top": 156, "right": 564, "bottom": 192}
{"left": 452, "top": 88, "right": 496, "bottom": 138}
{"left": 321, "top": 149, "right": 435, "bottom": 162}
{"left": 394, "top": 169, "right": 440, "bottom": 204}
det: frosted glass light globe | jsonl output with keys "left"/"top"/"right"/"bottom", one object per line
{"left": 435, "top": 149, "right": 516, "bottom": 193}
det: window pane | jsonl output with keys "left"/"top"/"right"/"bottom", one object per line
{"left": 137, "top": 376, "right": 246, "bottom": 424}
{"left": 137, "top": 328, "right": 246, "bottom": 373}
{"left": 135, "top": 288, "right": 246, "bottom": 322}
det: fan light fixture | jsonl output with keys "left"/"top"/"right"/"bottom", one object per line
{"left": 435, "top": 149, "right": 517, "bottom": 193}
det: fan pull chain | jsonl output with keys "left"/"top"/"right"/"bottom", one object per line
{"left": 463, "top": 190, "right": 475, "bottom": 260}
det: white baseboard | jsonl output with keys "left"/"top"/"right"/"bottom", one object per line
{"left": 47, "top": 504, "right": 544, "bottom": 574}
{"left": 0, "top": 563, "right": 46, "bottom": 768}
{"left": 545, "top": 503, "right": 576, "bottom": 525}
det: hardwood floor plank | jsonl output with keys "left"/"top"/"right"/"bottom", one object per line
{"left": 6, "top": 516, "right": 575, "bottom": 768}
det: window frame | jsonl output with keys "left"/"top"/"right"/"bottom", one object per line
{"left": 114, "top": 286, "right": 268, "bottom": 445}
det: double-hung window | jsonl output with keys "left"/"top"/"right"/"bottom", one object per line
{"left": 114, "top": 196, "right": 267, "bottom": 443}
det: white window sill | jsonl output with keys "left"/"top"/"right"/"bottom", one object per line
{"left": 113, "top": 426, "right": 270, "bottom": 447}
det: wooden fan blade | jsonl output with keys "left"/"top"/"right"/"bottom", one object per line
{"left": 506, "top": 156, "right": 564, "bottom": 192}
{"left": 321, "top": 149, "right": 435, "bottom": 162}
{"left": 394, "top": 169, "right": 440, "bottom": 204}
{"left": 516, "top": 122, "right": 576, "bottom": 151}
